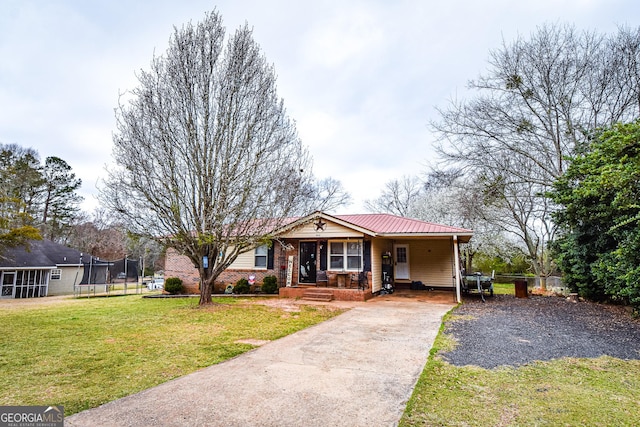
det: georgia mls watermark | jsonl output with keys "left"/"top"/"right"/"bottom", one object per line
{"left": 0, "top": 406, "right": 63, "bottom": 427}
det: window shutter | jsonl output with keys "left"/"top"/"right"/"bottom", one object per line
{"left": 363, "top": 240, "right": 372, "bottom": 272}
{"left": 319, "top": 240, "right": 327, "bottom": 271}
{"left": 267, "top": 244, "right": 275, "bottom": 270}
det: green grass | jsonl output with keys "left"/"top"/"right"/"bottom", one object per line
{"left": 400, "top": 309, "right": 640, "bottom": 426}
{"left": 492, "top": 282, "right": 515, "bottom": 295}
{"left": 0, "top": 295, "right": 343, "bottom": 415}
{"left": 6, "top": 292, "right": 638, "bottom": 425}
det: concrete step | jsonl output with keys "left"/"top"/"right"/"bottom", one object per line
{"left": 302, "top": 295, "right": 334, "bottom": 302}
{"left": 302, "top": 288, "right": 333, "bottom": 302}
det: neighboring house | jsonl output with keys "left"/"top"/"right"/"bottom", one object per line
{"left": 0, "top": 240, "right": 88, "bottom": 298}
{"left": 165, "top": 211, "right": 473, "bottom": 302}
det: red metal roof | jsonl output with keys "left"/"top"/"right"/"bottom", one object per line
{"left": 334, "top": 213, "right": 472, "bottom": 235}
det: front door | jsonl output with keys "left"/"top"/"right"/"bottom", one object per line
{"left": 394, "top": 244, "right": 410, "bottom": 280}
{"left": 1, "top": 272, "right": 16, "bottom": 298}
{"left": 299, "top": 242, "right": 317, "bottom": 284}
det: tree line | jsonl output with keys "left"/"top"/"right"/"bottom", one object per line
{"left": 0, "top": 145, "right": 164, "bottom": 272}
{"left": 0, "top": 144, "right": 82, "bottom": 248}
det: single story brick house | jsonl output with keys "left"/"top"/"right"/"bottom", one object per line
{"left": 0, "top": 239, "right": 88, "bottom": 298}
{"left": 165, "top": 211, "right": 473, "bottom": 302}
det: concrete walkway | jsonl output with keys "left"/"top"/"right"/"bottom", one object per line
{"left": 67, "top": 298, "right": 454, "bottom": 427}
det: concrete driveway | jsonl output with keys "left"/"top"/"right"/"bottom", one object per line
{"left": 67, "top": 296, "right": 454, "bottom": 427}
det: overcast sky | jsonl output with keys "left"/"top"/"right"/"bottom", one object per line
{"left": 1, "top": 0, "right": 638, "bottom": 215}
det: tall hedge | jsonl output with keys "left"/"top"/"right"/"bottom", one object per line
{"left": 551, "top": 121, "right": 640, "bottom": 311}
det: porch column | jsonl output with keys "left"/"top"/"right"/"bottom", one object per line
{"left": 453, "top": 235, "right": 461, "bottom": 303}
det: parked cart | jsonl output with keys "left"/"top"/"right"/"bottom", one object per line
{"left": 461, "top": 271, "right": 494, "bottom": 302}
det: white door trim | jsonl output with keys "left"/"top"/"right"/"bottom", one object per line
{"left": 394, "top": 244, "right": 410, "bottom": 280}
{"left": 1, "top": 271, "right": 16, "bottom": 299}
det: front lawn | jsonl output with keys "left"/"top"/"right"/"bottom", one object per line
{"left": 400, "top": 310, "right": 640, "bottom": 426}
{"left": 0, "top": 295, "right": 343, "bottom": 415}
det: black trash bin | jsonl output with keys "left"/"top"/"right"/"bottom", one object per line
{"left": 514, "top": 280, "right": 528, "bottom": 298}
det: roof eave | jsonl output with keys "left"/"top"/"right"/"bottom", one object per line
{"left": 0, "top": 265, "right": 57, "bottom": 270}
{"left": 378, "top": 232, "right": 473, "bottom": 241}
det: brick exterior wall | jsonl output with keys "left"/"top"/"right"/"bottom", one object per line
{"left": 164, "top": 244, "right": 291, "bottom": 294}
{"left": 164, "top": 248, "right": 200, "bottom": 293}
{"left": 164, "top": 240, "right": 371, "bottom": 295}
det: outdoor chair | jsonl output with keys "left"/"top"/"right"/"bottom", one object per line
{"left": 316, "top": 270, "right": 329, "bottom": 287}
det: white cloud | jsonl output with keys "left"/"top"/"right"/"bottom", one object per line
{"left": 303, "top": 6, "right": 385, "bottom": 69}
{"left": 1, "top": 0, "right": 639, "bottom": 215}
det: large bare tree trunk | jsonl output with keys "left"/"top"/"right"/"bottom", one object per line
{"left": 200, "top": 276, "right": 214, "bottom": 305}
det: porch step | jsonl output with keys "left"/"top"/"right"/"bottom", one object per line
{"left": 302, "top": 288, "right": 333, "bottom": 302}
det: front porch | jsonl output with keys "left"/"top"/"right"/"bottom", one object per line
{"left": 279, "top": 286, "right": 457, "bottom": 303}
{"left": 279, "top": 266, "right": 374, "bottom": 302}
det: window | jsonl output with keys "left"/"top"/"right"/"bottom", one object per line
{"left": 329, "top": 242, "right": 344, "bottom": 269}
{"left": 254, "top": 245, "right": 268, "bottom": 268}
{"left": 346, "top": 241, "right": 362, "bottom": 269}
{"left": 329, "top": 241, "right": 362, "bottom": 271}
{"left": 51, "top": 269, "right": 61, "bottom": 280}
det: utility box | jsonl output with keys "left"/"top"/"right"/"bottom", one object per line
{"left": 514, "top": 280, "right": 528, "bottom": 298}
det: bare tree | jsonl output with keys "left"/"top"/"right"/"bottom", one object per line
{"left": 410, "top": 170, "right": 504, "bottom": 272}
{"left": 469, "top": 157, "right": 556, "bottom": 284}
{"left": 68, "top": 209, "right": 127, "bottom": 260}
{"left": 100, "top": 11, "right": 312, "bottom": 304}
{"left": 432, "top": 24, "right": 640, "bottom": 288}
{"left": 125, "top": 234, "right": 164, "bottom": 276}
{"left": 364, "top": 175, "right": 423, "bottom": 217}
{"left": 306, "top": 177, "right": 352, "bottom": 213}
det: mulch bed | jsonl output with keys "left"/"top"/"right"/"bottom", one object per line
{"left": 441, "top": 294, "right": 640, "bottom": 369}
